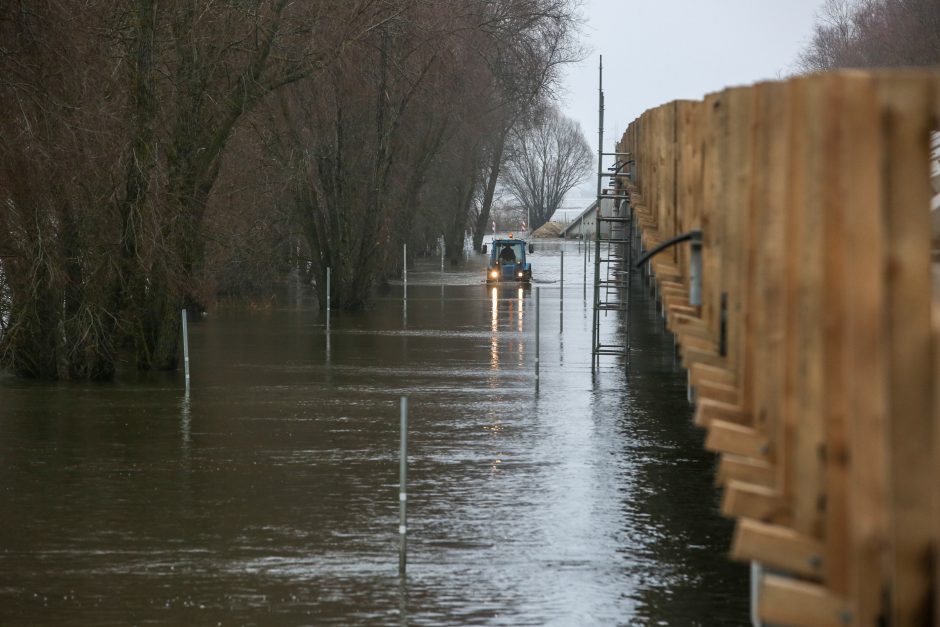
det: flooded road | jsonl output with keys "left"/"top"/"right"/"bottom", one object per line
{"left": 0, "top": 242, "right": 747, "bottom": 625}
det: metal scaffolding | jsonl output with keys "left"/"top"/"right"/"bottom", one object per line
{"left": 590, "top": 56, "right": 633, "bottom": 373}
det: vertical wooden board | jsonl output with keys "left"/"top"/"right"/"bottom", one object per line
{"left": 749, "top": 81, "right": 789, "bottom": 471}
{"left": 648, "top": 108, "right": 655, "bottom": 209}
{"left": 669, "top": 100, "right": 679, "bottom": 264}
{"left": 820, "top": 73, "right": 849, "bottom": 595}
{"left": 683, "top": 100, "right": 704, "bottom": 229}
{"left": 839, "top": 71, "right": 889, "bottom": 625}
{"left": 648, "top": 109, "right": 655, "bottom": 205}
{"left": 654, "top": 105, "right": 665, "bottom": 231}
{"left": 738, "top": 85, "right": 762, "bottom": 418}
{"left": 934, "top": 300, "right": 939, "bottom": 626}
{"left": 876, "top": 72, "right": 934, "bottom": 626}
{"left": 662, "top": 103, "right": 675, "bottom": 240}
{"left": 933, "top": 300, "right": 939, "bottom": 626}
{"left": 677, "top": 100, "right": 702, "bottom": 293}
{"left": 631, "top": 119, "right": 641, "bottom": 193}
{"left": 645, "top": 111, "right": 652, "bottom": 202}
{"left": 720, "top": 87, "right": 754, "bottom": 404}
{"left": 700, "top": 91, "right": 724, "bottom": 341}
{"left": 780, "top": 76, "right": 807, "bottom": 527}
{"left": 675, "top": 102, "right": 690, "bottom": 289}
{"left": 635, "top": 117, "right": 643, "bottom": 198}
{"left": 792, "top": 74, "right": 827, "bottom": 540}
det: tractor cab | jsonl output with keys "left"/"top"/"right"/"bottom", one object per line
{"left": 482, "top": 234, "right": 533, "bottom": 284}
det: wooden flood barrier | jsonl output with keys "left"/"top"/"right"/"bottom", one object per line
{"left": 619, "top": 70, "right": 939, "bottom": 626}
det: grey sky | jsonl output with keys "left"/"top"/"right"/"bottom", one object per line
{"left": 560, "top": 0, "right": 824, "bottom": 203}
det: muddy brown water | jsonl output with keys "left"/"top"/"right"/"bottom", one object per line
{"left": 0, "top": 243, "right": 747, "bottom": 625}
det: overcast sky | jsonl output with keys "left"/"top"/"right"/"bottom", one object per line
{"left": 560, "top": 0, "right": 824, "bottom": 202}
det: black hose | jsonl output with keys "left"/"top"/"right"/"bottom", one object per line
{"left": 634, "top": 229, "right": 701, "bottom": 268}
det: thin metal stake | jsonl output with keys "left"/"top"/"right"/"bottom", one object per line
{"left": 583, "top": 244, "right": 587, "bottom": 302}
{"left": 535, "top": 287, "right": 540, "bottom": 391}
{"left": 403, "top": 244, "right": 407, "bottom": 305}
{"left": 399, "top": 396, "right": 408, "bottom": 576}
{"left": 326, "top": 267, "right": 331, "bottom": 329}
{"left": 559, "top": 250, "right": 564, "bottom": 332}
{"left": 181, "top": 309, "right": 190, "bottom": 393}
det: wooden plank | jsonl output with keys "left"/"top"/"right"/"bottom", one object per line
{"left": 722, "top": 481, "right": 786, "bottom": 522}
{"left": 694, "top": 398, "right": 747, "bottom": 427}
{"left": 670, "top": 313, "right": 712, "bottom": 341}
{"left": 704, "top": 420, "right": 767, "bottom": 457}
{"left": 690, "top": 362, "right": 736, "bottom": 388}
{"left": 876, "top": 72, "right": 935, "bottom": 626}
{"left": 716, "top": 454, "right": 775, "bottom": 488}
{"left": 693, "top": 381, "right": 738, "bottom": 405}
{"left": 700, "top": 91, "right": 725, "bottom": 351}
{"left": 748, "top": 80, "right": 789, "bottom": 467}
{"left": 819, "top": 73, "right": 850, "bottom": 595}
{"left": 720, "top": 87, "right": 754, "bottom": 394}
{"left": 934, "top": 300, "right": 940, "bottom": 625}
{"left": 680, "top": 345, "right": 724, "bottom": 370}
{"left": 758, "top": 575, "right": 850, "bottom": 627}
{"left": 676, "top": 100, "right": 700, "bottom": 293}
{"left": 665, "top": 307, "right": 702, "bottom": 331}
{"left": 736, "top": 85, "right": 761, "bottom": 421}
{"left": 780, "top": 76, "right": 828, "bottom": 540}
{"left": 839, "top": 71, "right": 890, "bottom": 625}
{"left": 732, "top": 518, "right": 824, "bottom": 579}
{"left": 677, "top": 334, "right": 718, "bottom": 355}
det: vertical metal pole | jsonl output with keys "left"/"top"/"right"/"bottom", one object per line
{"left": 690, "top": 236, "right": 703, "bottom": 307}
{"left": 326, "top": 267, "right": 331, "bottom": 329}
{"left": 559, "top": 249, "right": 564, "bottom": 331}
{"left": 750, "top": 561, "right": 762, "bottom": 626}
{"left": 181, "top": 309, "right": 190, "bottom": 393}
{"left": 403, "top": 244, "right": 407, "bottom": 305}
{"left": 591, "top": 56, "right": 604, "bottom": 374}
{"left": 583, "top": 243, "right": 587, "bottom": 302}
{"left": 399, "top": 396, "right": 408, "bottom": 576}
{"left": 441, "top": 235, "right": 445, "bottom": 275}
{"left": 535, "top": 287, "right": 540, "bottom": 391}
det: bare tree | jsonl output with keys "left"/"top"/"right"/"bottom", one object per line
{"left": 502, "top": 107, "right": 592, "bottom": 231}
{"left": 466, "top": 0, "right": 585, "bottom": 252}
{"left": 797, "top": 0, "right": 940, "bottom": 71}
{"left": 0, "top": 0, "right": 588, "bottom": 379}
{"left": 269, "top": 3, "right": 458, "bottom": 309}
{"left": 0, "top": 1, "right": 382, "bottom": 378}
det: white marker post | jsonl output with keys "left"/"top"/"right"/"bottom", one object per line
{"left": 403, "top": 244, "right": 407, "bottom": 306}
{"left": 583, "top": 243, "right": 588, "bottom": 302}
{"left": 326, "top": 267, "right": 331, "bottom": 329}
{"left": 399, "top": 396, "right": 408, "bottom": 576}
{"left": 181, "top": 309, "right": 191, "bottom": 394}
{"left": 535, "top": 287, "right": 540, "bottom": 391}
{"left": 559, "top": 250, "right": 564, "bottom": 332}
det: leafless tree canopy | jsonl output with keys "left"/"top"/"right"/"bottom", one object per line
{"left": 797, "top": 0, "right": 940, "bottom": 71}
{"left": 502, "top": 107, "right": 592, "bottom": 231}
{"left": 0, "top": 0, "right": 583, "bottom": 380}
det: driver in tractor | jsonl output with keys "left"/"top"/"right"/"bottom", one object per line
{"left": 498, "top": 244, "right": 516, "bottom": 264}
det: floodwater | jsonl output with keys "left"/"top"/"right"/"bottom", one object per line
{"left": 0, "top": 242, "right": 747, "bottom": 626}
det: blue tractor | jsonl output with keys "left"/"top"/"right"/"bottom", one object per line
{"left": 482, "top": 235, "right": 534, "bottom": 284}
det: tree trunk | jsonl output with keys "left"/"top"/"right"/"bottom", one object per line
{"left": 472, "top": 131, "right": 507, "bottom": 251}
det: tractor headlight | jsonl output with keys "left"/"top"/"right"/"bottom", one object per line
{"left": 489, "top": 270, "right": 499, "bottom": 279}
{"left": 517, "top": 272, "right": 523, "bottom": 277}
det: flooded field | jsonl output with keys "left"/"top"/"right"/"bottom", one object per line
{"left": 0, "top": 242, "right": 747, "bottom": 625}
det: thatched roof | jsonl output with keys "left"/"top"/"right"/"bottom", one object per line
{"left": 530, "top": 221, "right": 564, "bottom": 238}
